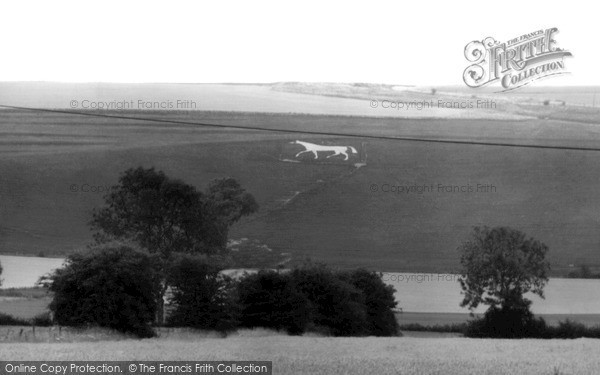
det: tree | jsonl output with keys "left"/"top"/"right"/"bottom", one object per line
{"left": 90, "top": 167, "right": 258, "bottom": 323}
{"left": 203, "top": 178, "right": 259, "bottom": 249}
{"left": 166, "top": 254, "right": 239, "bottom": 332}
{"left": 458, "top": 226, "right": 550, "bottom": 338}
{"left": 47, "top": 245, "right": 162, "bottom": 337}
{"left": 92, "top": 167, "right": 214, "bottom": 256}
{"left": 237, "top": 271, "right": 310, "bottom": 335}
{"left": 459, "top": 226, "right": 550, "bottom": 312}
{"left": 339, "top": 269, "right": 399, "bottom": 336}
{"left": 291, "top": 263, "right": 369, "bottom": 336}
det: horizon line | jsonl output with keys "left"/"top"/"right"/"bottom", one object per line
{"left": 0, "top": 81, "right": 599, "bottom": 88}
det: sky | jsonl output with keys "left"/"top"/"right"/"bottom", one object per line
{"left": 0, "top": 0, "right": 596, "bottom": 86}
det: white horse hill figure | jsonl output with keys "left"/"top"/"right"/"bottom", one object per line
{"left": 290, "top": 140, "right": 357, "bottom": 161}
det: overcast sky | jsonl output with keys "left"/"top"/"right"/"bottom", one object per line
{"left": 0, "top": 0, "right": 596, "bottom": 86}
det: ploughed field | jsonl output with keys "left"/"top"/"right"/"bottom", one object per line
{"left": 1, "top": 109, "right": 600, "bottom": 274}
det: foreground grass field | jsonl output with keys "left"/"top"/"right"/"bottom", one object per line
{"left": 1, "top": 331, "right": 599, "bottom": 375}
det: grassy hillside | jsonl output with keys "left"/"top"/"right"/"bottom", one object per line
{"left": 1, "top": 109, "right": 600, "bottom": 274}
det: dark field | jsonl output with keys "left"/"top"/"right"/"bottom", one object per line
{"left": 0, "top": 298, "right": 50, "bottom": 319}
{"left": 1, "top": 109, "right": 600, "bottom": 274}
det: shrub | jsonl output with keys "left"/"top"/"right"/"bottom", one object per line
{"left": 0, "top": 312, "right": 30, "bottom": 326}
{"left": 339, "top": 269, "right": 399, "bottom": 336}
{"left": 237, "top": 271, "right": 310, "bottom": 335}
{"left": 48, "top": 245, "right": 162, "bottom": 338}
{"left": 464, "top": 305, "right": 548, "bottom": 338}
{"left": 567, "top": 265, "right": 600, "bottom": 279}
{"left": 398, "top": 323, "right": 466, "bottom": 333}
{"left": 30, "top": 312, "right": 53, "bottom": 326}
{"left": 0, "top": 312, "right": 53, "bottom": 326}
{"left": 291, "top": 263, "right": 369, "bottom": 336}
{"left": 166, "top": 254, "right": 239, "bottom": 332}
{"left": 400, "top": 318, "right": 600, "bottom": 339}
{"left": 547, "top": 320, "right": 600, "bottom": 339}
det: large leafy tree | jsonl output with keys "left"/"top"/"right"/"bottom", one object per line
{"left": 48, "top": 245, "right": 162, "bottom": 337}
{"left": 291, "top": 263, "right": 369, "bottom": 336}
{"left": 166, "top": 253, "right": 239, "bottom": 332}
{"left": 339, "top": 269, "right": 399, "bottom": 336}
{"left": 204, "top": 177, "right": 260, "bottom": 249}
{"left": 237, "top": 270, "right": 311, "bottom": 335}
{"left": 91, "top": 167, "right": 258, "bottom": 257}
{"left": 458, "top": 226, "right": 550, "bottom": 312}
{"left": 90, "top": 167, "right": 258, "bottom": 323}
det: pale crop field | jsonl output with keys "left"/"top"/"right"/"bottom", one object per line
{"left": 1, "top": 332, "right": 600, "bottom": 375}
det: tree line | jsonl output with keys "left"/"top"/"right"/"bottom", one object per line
{"left": 1, "top": 166, "right": 577, "bottom": 338}
{"left": 41, "top": 167, "right": 399, "bottom": 337}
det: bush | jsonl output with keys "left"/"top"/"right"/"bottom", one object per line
{"left": 0, "top": 312, "right": 53, "bottom": 326}
{"left": 385, "top": 319, "right": 600, "bottom": 338}
{"left": 567, "top": 265, "right": 600, "bottom": 279}
{"left": 464, "top": 306, "right": 548, "bottom": 338}
{"left": 0, "top": 312, "right": 30, "bottom": 326}
{"left": 237, "top": 271, "right": 310, "bottom": 335}
{"left": 547, "top": 320, "right": 600, "bottom": 339}
{"left": 339, "top": 269, "right": 399, "bottom": 336}
{"left": 291, "top": 263, "right": 369, "bottom": 336}
{"left": 166, "top": 254, "right": 239, "bottom": 332}
{"left": 398, "top": 323, "right": 466, "bottom": 333}
{"left": 236, "top": 264, "right": 381, "bottom": 336}
{"left": 48, "top": 245, "right": 162, "bottom": 338}
{"left": 30, "top": 312, "right": 53, "bottom": 326}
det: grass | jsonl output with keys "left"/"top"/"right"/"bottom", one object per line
{"left": 1, "top": 332, "right": 600, "bottom": 374}
{"left": 0, "top": 325, "right": 134, "bottom": 343}
{"left": 0, "top": 326, "right": 283, "bottom": 343}
{"left": 0, "top": 297, "right": 52, "bottom": 319}
{"left": 3, "top": 109, "right": 600, "bottom": 274}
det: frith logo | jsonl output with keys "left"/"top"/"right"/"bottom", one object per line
{"left": 463, "top": 28, "right": 572, "bottom": 91}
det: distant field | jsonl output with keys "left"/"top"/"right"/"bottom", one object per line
{"left": 0, "top": 82, "right": 530, "bottom": 120}
{"left": 2, "top": 109, "right": 600, "bottom": 274}
{"left": 0, "top": 255, "right": 64, "bottom": 288}
{"left": 0, "top": 297, "right": 50, "bottom": 319}
{"left": 5, "top": 296, "right": 600, "bottom": 327}
{"left": 396, "top": 312, "right": 600, "bottom": 327}
{"left": 2, "top": 334, "right": 600, "bottom": 374}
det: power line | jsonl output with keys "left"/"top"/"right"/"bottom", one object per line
{"left": 1, "top": 103, "right": 600, "bottom": 152}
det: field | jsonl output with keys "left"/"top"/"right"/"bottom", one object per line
{"left": 1, "top": 331, "right": 600, "bottom": 374}
{"left": 5, "top": 289, "right": 600, "bottom": 327}
{"left": 0, "top": 255, "right": 64, "bottom": 288}
{"left": 2, "top": 104, "right": 600, "bottom": 274}
{"left": 0, "top": 297, "right": 50, "bottom": 319}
